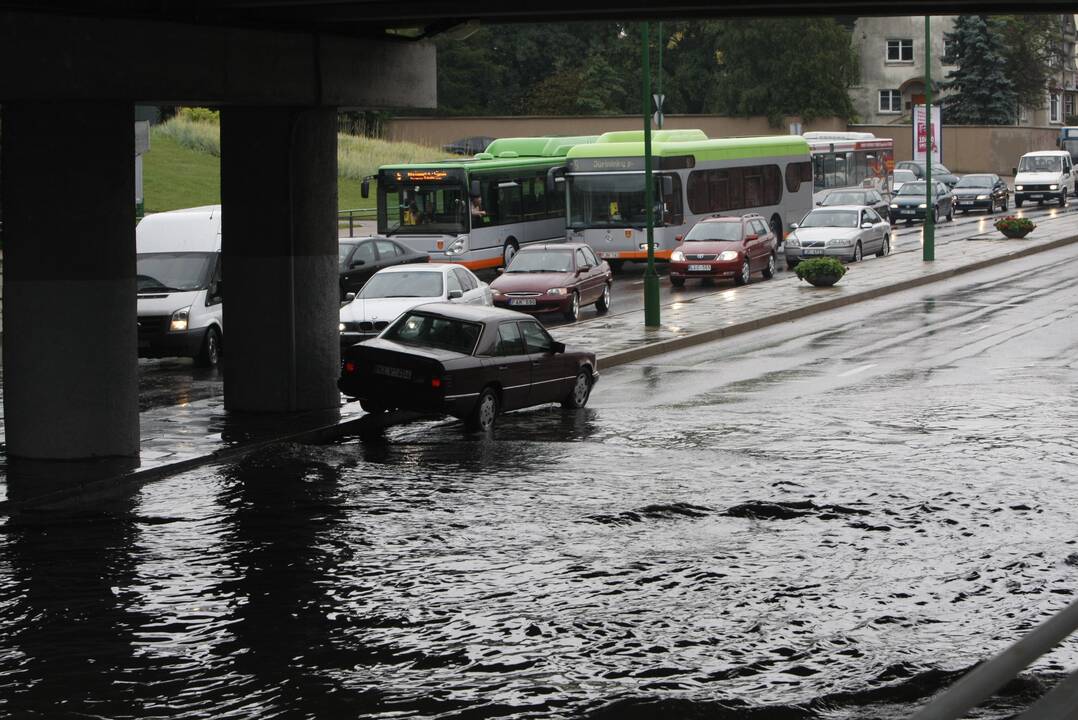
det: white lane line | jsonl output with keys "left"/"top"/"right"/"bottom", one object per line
{"left": 838, "top": 363, "right": 878, "bottom": 377}
{"left": 962, "top": 323, "right": 991, "bottom": 335}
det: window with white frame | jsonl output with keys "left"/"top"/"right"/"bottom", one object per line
{"left": 1051, "top": 92, "right": 1061, "bottom": 123}
{"left": 887, "top": 39, "right": 914, "bottom": 62}
{"left": 879, "top": 89, "right": 902, "bottom": 113}
{"left": 942, "top": 38, "right": 954, "bottom": 64}
{"left": 1067, "top": 95, "right": 1074, "bottom": 118}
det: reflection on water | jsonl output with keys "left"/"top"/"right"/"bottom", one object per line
{"left": 1, "top": 270, "right": 1077, "bottom": 719}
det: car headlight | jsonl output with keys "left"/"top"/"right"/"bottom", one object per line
{"left": 490, "top": 288, "right": 505, "bottom": 297}
{"left": 339, "top": 322, "right": 345, "bottom": 332}
{"left": 890, "top": 203, "right": 899, "bottom": 208}
{"left": 445, "top": 235, "right": 467, "bottom": 255}
{"left": 718, "top": 250, "right": 739, "bottom": 261}
{"left": 976, "top": 194, "right": 989, "bottom": 200}
{"left": 1050, "top": 184, "right": 1059, "bottom": 190}
{"left": 1016, "top": 185, "right": 1024, "bottom": 191}
{"left": 827, "top": 238, "right": 854, "bottom": 247}
{"left": 786, "top": 235, "right": 800, "bottom": 247}
{"left": 547, "top": 288, "right": 569, "bottom": 295}
{"left": 918, "top": 203, "right": 927, "bottom": 209}
{"left": 169, "top": 306, "right": 190, "bottom": 332}
{"left": 671, "top": 250, "right": 685, "bottom": 262}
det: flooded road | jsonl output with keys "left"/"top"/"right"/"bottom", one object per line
{"left": 1, "top": 248, "right": 1077, "bottom": 719}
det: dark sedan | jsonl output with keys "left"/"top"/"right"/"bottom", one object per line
{"left": 895, "top": 160, "right": 960, "bottom": 189}
{"left": 818, "top": 188, "right": 892, "bottom": 222}
{"left": 339, "top": 237, "right": 429, "bottom": 300}
{"left": 489, "top": 243, "right": 612, "bottom": 321}
{"left": 951, "top": 173, "right": 1009, "bottom": 214}
{"left": 889, "top": 180, "right": 954, "bottom": 223}
{"left": 339, "top": 303, "right": 599, "bottom": 431}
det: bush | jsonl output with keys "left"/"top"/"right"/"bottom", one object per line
{"left": 154, "top": 115, "right": 221, "bottom": 156}
{"left": 994, "top": 215, "right": 1035, "bottom": 233}
{"left": 177, "top": 107, "right": 220, "bottom": 124}
{"left": 794, "top": 257, "right": 847, "bottom": 283}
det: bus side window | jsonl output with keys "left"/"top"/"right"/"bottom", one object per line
{"left": 523, "top": 177, "right": 546, "bottom": 220}
{"left": 547, "top": 176, "right": 566, "bottom": 218}
{"left": 497, "top": 180, "right": 522, "bottom": 224}
{"left": 479, "top": 179, "right": 500, "bottom": 226}
{"left": 662, "top": 174, "right": 683, "bottom": 225}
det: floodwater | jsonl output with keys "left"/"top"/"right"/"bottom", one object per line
{"left": 1, "top": 249, "right": 1077, "bottom": 719}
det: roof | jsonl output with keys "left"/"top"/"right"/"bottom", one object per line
{"left": 378, "top": 263, "right": 454, "bottom": 274}
{"left": 410, "top": 302, "right": 534, "bottom": 323}
{"left": 380, "top": 135, "right": 599, "bottom": 172}
{"left": 1023, "top": 150, "right": 1070, "bottom": 157}
{"left": 567, "top": 132, "right": 810, "bottom": 161}
{"left": 808, "top": 205, "right": 872, "bottom": 212}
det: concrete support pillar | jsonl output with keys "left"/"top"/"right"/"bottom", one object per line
{"left": 221, "top": 107, "right": 340, "bottom": 413}
{"left": 1, "top": 102, "right": 139, "bottom": 459}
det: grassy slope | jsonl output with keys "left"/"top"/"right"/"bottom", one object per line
{"left": 143, "top": 132, "right": 377, "bottom": 214}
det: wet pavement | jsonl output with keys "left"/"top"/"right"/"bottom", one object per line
{"left": 0, "top": 245, "right": 1077, "bottom": 718}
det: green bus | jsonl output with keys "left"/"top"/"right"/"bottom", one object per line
{"left": 364, "top": 136, "right": 597, "bottom": 271}
{"left": 563, "top": 130, "right": 813, "bottom": 267}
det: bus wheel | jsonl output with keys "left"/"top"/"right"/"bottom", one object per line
{"left": 502, "top": 239, "right": 519, "bottom": 267}
{"left": 770, "top": 214, "right": 783, "bottom": 247}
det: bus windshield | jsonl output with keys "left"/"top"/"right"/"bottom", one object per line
{"left": 1018, "top": 156, "right": 1063, "bottom": 173}
{"left": 379, "top": 179, "right": 467, "bottom": 236}
{"left": 568, "top": 174, "right": 663, "bottom": 229}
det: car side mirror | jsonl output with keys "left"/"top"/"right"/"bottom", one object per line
{"left": 550, "top": 341, "right": 565, "bottom": 354}
{"left": 576, "top": 266, "right": 590, "bottom": 274}
{"left": 815, "top": 201, "right": 822, "bottom": 206}
{"left": 344, "top": 292, "right": 356, "bottom": 302}
{"left": 860, "top": 222, "right": 873, "bottom": 229}
{"left": 448, "top": 289, "right": 463, "bottom": 300}
{"left": 210, "top": 280, "right": 223, "bottom": 302}
{"left": 496, "top": 267, "right": 505, "bottom": 274}
{"left": 744, "top": 234, "right": 757, "bottom": 241}
{"left": 351, "top": 259, "right": 365, "bottom": 268}
{"left": 789, "top": 223, "right": 799, "bottom": 230}
{"left": 1012, "top": 167, "right": 1018, "bottom": 176}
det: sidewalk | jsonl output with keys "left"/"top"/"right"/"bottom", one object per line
{"left": 3, "top": 215, "right": 1077, "bottom": 511}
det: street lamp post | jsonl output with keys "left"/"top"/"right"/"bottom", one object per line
{"left": 642, "top": 21, "right": 660, "bottom": 327}
{"left": 924, "top": 14, "right": 935, "bottom": 261}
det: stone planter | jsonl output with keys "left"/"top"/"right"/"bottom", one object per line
{"left": 805, "top": 272, "right": 843, "bottom": 287}
{"left": 999, "top": 226, "right": 1032, "bottom": 239}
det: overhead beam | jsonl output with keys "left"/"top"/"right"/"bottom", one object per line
{"left": 0, "top": 10, "right": 436, "bottom": 108}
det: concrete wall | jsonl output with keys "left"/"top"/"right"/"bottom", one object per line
{"left": 383, "top": 115, "right": 848, "bottom": 147}
{"left": 852, "top": 124, "right": 1063, "bottom": 175}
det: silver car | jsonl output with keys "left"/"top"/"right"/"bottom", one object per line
{"left": 785, "top": 205, "right": 892, "bottom": 268}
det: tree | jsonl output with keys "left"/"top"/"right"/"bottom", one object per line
{"left": 941, "top": 15, "right": 1017, "bottom": 124}
{"left": 996, "top": 14, "right": 1060, "bottom": 115}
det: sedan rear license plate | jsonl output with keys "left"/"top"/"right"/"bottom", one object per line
{"left": 687, "top": 264, "right": 711, "bottom": 272}
{"left": 374, "top": 364, "right": 411, "bottom": 380}
{"left": 597, "top": 251, "right": 618, "bottom": 259}
{"left": 1029, "top": 194, "right": 1043, "bottom": 199}
{"left": 803, "top": 248, "right": 825, "bottom": 255}
{"left": 509, "top": 298, "right": 537, "bottom": 306}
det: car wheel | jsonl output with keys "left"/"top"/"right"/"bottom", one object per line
{"left": 195, "top": 326, "right": 221, "bottom": 368}
{"left": 563, "top": 291, "right": 580, "bottom": 321}
{"left": 561, "top": 369, "right": 592, "bottom": 409}
{"left": 877, "top": 235, "right": 890, "bottom": 258}
{"left": 852, "top": 241, "right": 863, "bottom": 263}
{"left": 735, "top": 258, "right": 751, "bottom": 286}
{"left": 761, "top": 253, "right": 776, "bottom": 279}
{"left": 502, "top": 239, "right": 519, "bottom": 267}
{"left": 595, "top": 283, "right": 611, "bottom": 313}
{"left": 932, "top": 207, "right": 939, "bottom": 224}
{"left": 1062, "top": 189, "right": 1068, "bottom": 206}
{"left": 670, "top": 276, "right": 685, "bottom": 287}
{"left": 947, "top": 204, "right": 954, "bottom": 221}
{"left": 1003, "top": 196, "right": 1009, "bottom": 211}
{"left": 360, "top": 399, "right": 385, "bottom": 414}
{"left": 1015, "top": 198, "right": 1023, "bottom": 208}
{"left": 466, "top": 387, "right": 499, "bottom": 432}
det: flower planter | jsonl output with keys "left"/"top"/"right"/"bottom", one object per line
{"left": 806, "top": 272, "right": 843, "bottom": 287}
{"left": 994, "top": 216, "right": 1035, "bottom": 239}
{"left": 999, "top": 227, "right": 1032, "bottom": 239}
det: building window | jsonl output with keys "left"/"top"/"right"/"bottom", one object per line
{"left": 1051, "top": 92, "right": 1061, "bottom": 123}
{"left": 1066, "top": 95, "right": 1074, "bottom": 118}
{"left": 887, "top": 39, "right": 914, "bottom": 62}
{"left": 879, "top": 89, "right": 902, "bottom": 113}
{"left": 942, "top": 38, "right": 954, "bottom": 64}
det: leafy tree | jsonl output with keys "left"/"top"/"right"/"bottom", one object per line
{"left": 941, "top": 15, "right": 1017, "bottom": 124}
{"left": 996, "top": 14, "right": 1060, "bottom": 115}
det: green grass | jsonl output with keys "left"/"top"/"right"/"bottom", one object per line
{"left": 143, "top": 117, "right": 444, "bottom": 215}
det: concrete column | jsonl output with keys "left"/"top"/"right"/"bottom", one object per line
{"left": 1, "top": 102, "right": 139, "bottom": 459}
{"left": 221, "top": 107, "right": 340, "bottom": 413}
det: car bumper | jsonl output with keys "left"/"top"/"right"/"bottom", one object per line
{"left": 338, "top": 376, "right": 478, "bottom": 417}
{"left": 953, "top": 198, "right": 995, "bottom": 210}
{"left": 1015, "top": 191, "right": 1061, "bottom": 202}
{"left": 137, "top": 327, "right": 205, "bottom": 359}
{"left": 492, "top": 297, "right": 572, "bottom": 314}
{"left": 668, "top": 260, "right": 741, "bottom": 279}
{"left": 340, "top": 331, "right": 379, "bottom": 349}
{"left": 891, "top": 207, "right": 931, "bottom": 220}
{"left": 785, "top": 247, "right": 855, "bottom": 262}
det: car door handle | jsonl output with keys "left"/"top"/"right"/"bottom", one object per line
{"left": 497, "top": 365, "right": 510, "bottom": 371}
{"left": 531, "top": 361, "right": 542, "bottom": 367}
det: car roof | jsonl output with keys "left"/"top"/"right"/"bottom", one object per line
{"left": 699, "top": 216, "right": 747, "bottom": 223}
{"left": 339, "top": 236, "right": 376, "bottom": 244}
{"left": 376, "top": 263, "right": 456, "bottom": 274}
{"left": 810, "top": 205, "right": 866, "bottom": 211}
{"left": 409, "top": 302, "right": 537, "bottom": 323}
{"left": 1023, "top": 150, "right": 1069, "bottom": 158}
{"left": 519, "top": 243, "right": 578, "bottom": 252}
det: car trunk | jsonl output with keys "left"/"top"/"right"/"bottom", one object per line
{"left": 340, "top": 343, "right": 449, "bottom": 409}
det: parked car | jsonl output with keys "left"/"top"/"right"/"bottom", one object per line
{"left": 892, "top": 168, "right": 918, "bottom": 194}
{"left": 951, "top": 174, "right": 1009, "bottom": 214}
{"left": 339, "top": 303, "right": 599, "bottom": 431}
{"left": 1013, "top": 150, "right": 1075, "bottom": 207}
{"left": 669, "top": 214, "right": 776, "bottom": 287}
{"left": 819, "top": 188, "right": 891, "bottom": 222}
{"left": 895, "top": 160, "right": 960, "bottom": 189}
{"left": 442, "top": 136, "right": 496, "bottom": 156}
{"left": 889, "top": 180, "right": 954, "bottom": 224}
{"left": 489, "top": 243, "right": 612, "bottom": 321}
{"left": 339, "top": 237, "right": 429, "bottom": 300}
{"left": 785, "top": 205, "right": 891, "bottom": 267}
{"left": 339, "top": 264, "right": 491, "bottom": 348}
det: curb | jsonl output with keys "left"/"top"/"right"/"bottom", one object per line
{"left": 597, "top": 233, "right": 1078, "bottom": 369}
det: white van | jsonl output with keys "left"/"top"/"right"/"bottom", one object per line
{"left": 1014, "top": 150, "right": 1075, "bottom": 207}
{"left": 136, "top": 206, "right": 223, "bottom": 367}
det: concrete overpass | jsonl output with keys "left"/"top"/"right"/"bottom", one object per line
{"left": 0, "top": 0, "right": 1066, "bottom": 469}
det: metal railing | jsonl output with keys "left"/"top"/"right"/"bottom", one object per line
{"left": 338, "top": 207, "right": 377, "bottom": 238}
{"left": 911, "top": 597, "right": 1078, "bottom": 720}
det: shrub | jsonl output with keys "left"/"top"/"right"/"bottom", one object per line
{"left": 153, "top": 115, "right": 221, "bottom": 156}
{"left": 177, "top": 107, "right": 220, "bottom": 124}
{"left": 794, "top": 256, "right": 847, "bottom": 283}
{"left": 994, "top": 215, "right": 1035, "bottom": 233}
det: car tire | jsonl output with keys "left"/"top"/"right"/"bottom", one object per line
{"left": 1015, "top": 198, "right": 1023, "bottom": 208}
{"left": 877, "top": 235, "right": 890, "bottom": 258}
{"left": 194, "top": 326, "right": 221, "bottom": 368}
{"left": 563, "top": 291, "right": 581, "bottom": 321}
{"left": 502, "top": 239, "right": 519, "bottom": 268}
{"left": 1061, "top": 189, "right": 1068, "bottom": 206}
{"left": 769, "top": 215, "right": 784, "bottom": 248}
{"left": 932, "top": 207, "right": 939, "bottom": 224}
{"left": 561, "top": 369, "right": 593, "bottom": 409}
{"left": 852, "top": 241, "right": 863, "bottom": 263}
{"left": 1002, "top": 196, "right": 1009, "bottom": 211}
{"left": 466, "top": 387, "right": 499, "bottom": 432}
{"left": 670, "top": 276, "right": 685, "bottom": 287}
{"left": 735, "top": 258, "right": 751, "bottom": 286}
{"left": 595, "top": 284, "right": 611, "bottom": 313}
{"left": 761, "top": 253, "right": 776, "bottom": 279}
{"left": 360, "top": 399, "right": 386, "bottom": 414}
{"left": 946, "top": 205, "right": 953, "bottom": 222}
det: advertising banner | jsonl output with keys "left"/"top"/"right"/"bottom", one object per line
{"left": 912, "top": 105, "right": 942, "bottom": 164}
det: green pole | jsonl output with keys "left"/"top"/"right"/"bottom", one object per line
{"left": 923, "top": 14, "right": 935, "bottom": 261}
{"left": 642, "top": 21, "right": 661, "bottom": 327}
{"left": 657, "top": 22, "right": 664, "bottom": 129}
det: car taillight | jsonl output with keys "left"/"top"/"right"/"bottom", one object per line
{"left": 431, "top": 377, "right": 442, "bottom": 388}
{"left": 344, "top": 361, "right": 357, "bottom": 374}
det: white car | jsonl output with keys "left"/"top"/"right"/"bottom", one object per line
{"left": 339, "top": 264, "right": 492, "bottom": 348}
{"left": 1013, "top": 150, "right": 1075, "bottom": 207}
{"left": 891, "top": 168, "right": 917, "bottom": 195}
{"left": 785, "top": 205, "right": 892, "bottom": 268}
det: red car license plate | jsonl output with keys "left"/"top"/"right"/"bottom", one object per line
{"left": 687, "top": 264, "right": 711, "bottom": 272}
{"left": 509, "top": 298, "right": 537, "bottom": 306}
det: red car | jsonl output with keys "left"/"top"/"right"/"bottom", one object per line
{"left": 669, "top": 214, "right": 777, "bottom": 287}
{"left": 489, "top": 243, "right": 613, "bottom": 321}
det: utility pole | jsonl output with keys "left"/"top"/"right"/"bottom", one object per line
{"left": 657, "top": 21, "right": 664, "bottom": 129}
{"left": 642, "top": 21, "right": 660, "bottom": 327}
{"left": 923, "top": 14, "right": 935, "bottom": 261}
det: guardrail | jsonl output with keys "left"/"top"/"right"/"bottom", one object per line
{"left": 910, "top": 597, "right": 1078, "bottom": 720}
{"left": 338, "top": 207, "right": 376, "bottom": 238}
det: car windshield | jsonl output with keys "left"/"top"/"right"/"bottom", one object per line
{"left": 136, "top": 252, "right": 215, "bottom": 293}
{"left": 822, "top": 192, "right": 867, "bottom": 206}
{"left": 1018, "top": 155, "right": 1063, "bottom": 173}
{"left": 893, "top": 170, "right": 917, "bottom": 183}
{"left": 382, "top": 312, "right": 482, "bottom": 355}
{"left": 799, "top": 210, "right": 859, "bottom": 228}
{"left": 338, "top": 242, "right": 357, "bottom": 267}
{"left": 897, "top": 182, "right": 929, "bottom": 196}
{"left": 956, "top": 175, "right": 995, "bottom": 188}
{"left": 685, "top": 221, "right": 741, "bottom": 242}
{"left": 506, "top": 251, "right": 574, "bottom": 273}
{"left": 358, "top": 271, "right": 443, "bottom": 299}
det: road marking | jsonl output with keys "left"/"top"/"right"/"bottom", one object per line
{"left": 962, "top": 323, "right": 991, "bottom": 334}
{"left": 838, "top": 363, "right": 877, "bottom": 377}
